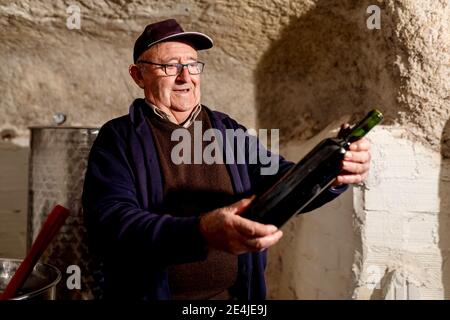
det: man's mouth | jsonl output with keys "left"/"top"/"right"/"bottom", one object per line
{"left": 173, "top": 88, "right": 190, "bottom": 93}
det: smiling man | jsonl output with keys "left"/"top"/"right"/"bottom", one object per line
{"left": 82, "top": 19, "right": 371, "bottom": 300}
{"left": 130, "top": 41, "right": 202, "bottom": 124}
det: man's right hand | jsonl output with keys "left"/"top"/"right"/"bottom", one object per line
{"left": 198, "top": 197, "right": 283, "bottom": 255}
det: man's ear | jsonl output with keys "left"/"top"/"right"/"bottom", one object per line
{"left": 129, "top": 64, "right": 145, "bottom": 89}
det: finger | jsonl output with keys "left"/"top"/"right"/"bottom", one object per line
{"left": 342, "top": 160, "right": 370, "bottom": 174}
{"left": 336, "top": 173, "right": 364, "bottom": 185}
{"left": 227, "top": 233, "right": 256, "bottom": 255}
{"left": 349, "top": 138, "right": 370, "bottom": 151}
{"left": 343, "top": 150, "right": 371, "bottom": 164}
{"left": 234, "top": 217, "right": 278, "bottom": 237}
{"left": 226, "top": 196, "right": 255, "bottom": 215}
{"left": 360, "top": 172, "right": 368, "bottom": 181}
{"left": 336, "top": 168, "right": 368, "bottom": 182}
{"left": 229, "top": 229, "right": 276, "bottom": 255}
{"left": 246, "top": 230, "right": 283, "bottom": 251}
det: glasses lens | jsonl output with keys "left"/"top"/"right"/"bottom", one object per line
{"left": 163, "top": 62, "right": 204, "bottom": 75}
{"left": 188, "top": 62, "right": 203, "bottom": 75}
{"left": 165, "top": 64, "right": 179, "bottom": 76}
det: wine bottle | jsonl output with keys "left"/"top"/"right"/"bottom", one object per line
{"left": 241, "top": 109, "right": 384, "bottom": 227}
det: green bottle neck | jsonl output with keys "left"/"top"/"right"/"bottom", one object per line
{"left": 343, "top": 109, "right": 384, "bottom": 143}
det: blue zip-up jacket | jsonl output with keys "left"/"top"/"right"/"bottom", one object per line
{"left": 82, "top": 98, "right": 346, "bottom": 300}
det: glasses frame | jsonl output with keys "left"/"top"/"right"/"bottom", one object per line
{"left": 137, "top": 60, "right": 205, "bottom": 76}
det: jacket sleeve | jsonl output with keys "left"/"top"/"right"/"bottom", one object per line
{"left": 82, "top": 121, "right": 208, "bottom": 267}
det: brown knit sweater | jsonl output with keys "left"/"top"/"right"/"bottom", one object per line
{"left": 146, "top": 106, "right": 238, "bottom": 300}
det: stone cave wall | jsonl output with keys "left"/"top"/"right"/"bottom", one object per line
{"left": 0, "top": 0, "right": 449, "bottom": 299}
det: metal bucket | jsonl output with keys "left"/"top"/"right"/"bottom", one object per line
{"left": 0, "top": 258, "right": 61, "bottom": 300}
{"left": 27, "top": 127, "right": 100, "bottom": 299}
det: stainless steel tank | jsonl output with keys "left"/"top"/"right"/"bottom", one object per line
{"left": 27, "top": 127, "right": 100, "bottom": 300}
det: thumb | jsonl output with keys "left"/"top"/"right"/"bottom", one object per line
{"left": 229, "top": 195, "right": 256, "bottom": 216}
{"left": 338, "top": 123, "right": 351, "bottom": 139}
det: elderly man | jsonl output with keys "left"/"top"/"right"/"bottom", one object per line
{"left": 82, "top": 19, "right": 371, "bottom": 300}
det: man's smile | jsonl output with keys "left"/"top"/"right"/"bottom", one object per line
{"left": 173, "top": 88, "right": 191, "bottom": 94}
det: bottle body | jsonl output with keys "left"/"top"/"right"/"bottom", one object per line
{"left": 242, "top": 137, "right": 347, "bottom": 227}
{"left": 241, "top": 109, "right": 383, "bottom": 227}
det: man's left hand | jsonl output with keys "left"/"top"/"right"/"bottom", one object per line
{"left": 334, "top": 137, "right": 371, "bottom": 186}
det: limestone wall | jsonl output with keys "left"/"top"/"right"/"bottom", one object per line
{"left": 0, "top": 0, "right": 449, "bottom": 299}
{"left": 351, "top": 126, "right": 450, "bottom": 299}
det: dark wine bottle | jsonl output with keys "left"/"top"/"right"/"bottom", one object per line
{"left": 242, "top": 109, "right": 384, "bottom": 227}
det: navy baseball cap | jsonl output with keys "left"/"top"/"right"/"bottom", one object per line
{"left": 133, "top": 19, "right": 213, "bottom": 63}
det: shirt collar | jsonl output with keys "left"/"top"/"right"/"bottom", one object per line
{"left": 145, "top": 100, "right": 201, "bottom": 128}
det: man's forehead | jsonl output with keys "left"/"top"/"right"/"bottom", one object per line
{"left": 144, "top": 41, "right": 198, "bottom": 61}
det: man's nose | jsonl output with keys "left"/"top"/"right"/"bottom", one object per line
{"left": 176, "top": 65, "right": 191, "bottom": 82}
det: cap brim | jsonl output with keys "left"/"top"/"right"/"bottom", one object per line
{"left": 146, "top": 32, "right": 214, "bottom": 51}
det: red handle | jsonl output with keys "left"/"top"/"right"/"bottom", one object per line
{"left": 0, "top": 205, "right": 70, "bottom": 300}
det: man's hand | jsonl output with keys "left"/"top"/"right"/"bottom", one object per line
{"left": 334, "top": 124, "right": 371, "bottom": 186}
{"left": 199, "top": 197, "right": 283, "bottom": 255}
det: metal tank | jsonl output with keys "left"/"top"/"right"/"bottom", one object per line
{"left": 27, "top": 127, "right": 100, "bottom": 300}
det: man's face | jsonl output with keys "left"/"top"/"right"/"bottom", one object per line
{"left": 138, "top": 41, "right": 201, "bottom": 114}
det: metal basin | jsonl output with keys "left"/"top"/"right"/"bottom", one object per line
{"left": 0, "top": 258, "right": 61, "bottom": 300}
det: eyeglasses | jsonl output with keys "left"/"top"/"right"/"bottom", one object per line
{"left": 137, "top": 60, "right": 205, "bottom": 76}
